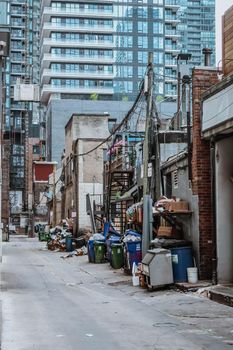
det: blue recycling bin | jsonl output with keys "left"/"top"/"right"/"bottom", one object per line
{"left": 65, "top": 236, "right": 73, "bottom": 252}
{"left": 88, "top": 238, "right": 105, "bottom": 263}
{"left": 126, "top": 241, "right": 142, "bottom": 268}
{"left": 88, "top": 239, "right": 95, "bottom": 263}
{"left": 170, "top": 246, "right": 194, "bottom": 282}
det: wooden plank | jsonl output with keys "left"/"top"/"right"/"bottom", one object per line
{"left": 222, "top": 8, "right": 233, "bottom": 76}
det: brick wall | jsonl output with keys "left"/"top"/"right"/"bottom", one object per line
{"left": 192, "top": 68, "right": 219, "bottom": 279}
{"left": 2, "top": 140, "right": 10, "bottom": 230}
{"left": 27, "top": 138, "right": 40, "bottom": 209}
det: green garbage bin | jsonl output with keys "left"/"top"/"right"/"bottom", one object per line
{"left": 39, "top": 232, "right": 50, "bottom": 242}
{"left": 111, "top": 243, "right": 124, "bottom": 269}
{"left": 94, "top": 241, "right": 106, "bottom": 263}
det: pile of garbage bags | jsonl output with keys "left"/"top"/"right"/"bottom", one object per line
{"left": 45, "top": 222, "right": 88, "bottom": 255}
{"left": 47, "top": 226, "right": 72, "bottom": 251}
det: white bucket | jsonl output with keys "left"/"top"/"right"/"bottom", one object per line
{"left": 132, "top": 275, "right": 139, "bottom": 286}
{"left": 187, "top": 267, "right": 198, "bottom": 284}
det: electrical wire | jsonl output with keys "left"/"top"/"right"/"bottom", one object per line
{"left": 71, "top": 83, "right": 145, "bottom": 158}
{"left": 50, "top": 79, "right": 145, "bottom": 192}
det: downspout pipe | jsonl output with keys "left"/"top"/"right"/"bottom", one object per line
{"left": 74, "top": 138, "right": 79, "bottom": 237}
{"left": 210, "top": 138, "right": 217, "bottom": 285}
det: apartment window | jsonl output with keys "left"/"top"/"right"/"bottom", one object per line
{"left": 138, "top": 22, "right": 148, "bottom": 33}
{"left": 153, "top": 22, "right": 164, "bottom": 34}
{"left": 153, "top": 37, "right": 164, "bottom": 49}
{"left": 153, "top": 7, "right": 163, "bottom": 19}
{"left": 118, "top": 81, "right": 133, "bottom": 93}
{"left": 120, "top": 66, "right": 133, "bottom": 78}
{"left": 154, "top": 66, "right": 164, "bottom": 77}
{"left": 16, "top": 169, "right": 24, "bottom": 178}
{"left": 138, "top": 66, "right": 146, "bottom": 78}
{"left": 155, "top": 82, "right": 164, "bottom": 94}
{"left": 154, "top": 52, "right": 163, "bottom": 64}
{"left": 12, "top": 156, "right": 24, "bottom": 166}
{"left": 119, "top": 36, "right": 133, "bottom": 48}
{"left": 138, "top": 6, "right": 148, "bottom": 18}
{"left": 138, "top": 51, "right": 147, "bottom": 63}
{"left": 138, "top": 36, "right": 148, "bottom": 48}
{"left": 33, "top": 145, "right": 40, "bottom": 155}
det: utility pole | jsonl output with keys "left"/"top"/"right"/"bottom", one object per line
{"left": 52, "top": 164, "right": 56, "bottom": 227}
{"left": 0, "top": 55, "right": 3, "bottom": 262}
{"left": 183, "top": 75, "right": 192, "bottom": 181}
{"left": 142, "top": 53, "right": 153, "bottom": 258}
{"left": 143, "top": 52, "right": 153, "bottom": 196}
{"left": 154, "top": 107, "right": 161, "bottom": 201}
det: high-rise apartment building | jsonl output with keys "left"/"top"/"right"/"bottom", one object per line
{"left": 178, "top": 0, "right": 215, "bottom": 66}
{"left": 114, "top": 0, "right": 181, "bottom": 99}
{"left": 8, "top": 0, "right": 41, "bottom": 224}
{"left": 40, "top": 0, "right": 182, "bottom": 102}
{"left": 40, "top": 0, "right": 215, "bottom": 103}
{"left": 40, "top": 0, "right": 115, "bottom": 104}
{"left": 9, "top": 0, "right": 33, "bottom": 216}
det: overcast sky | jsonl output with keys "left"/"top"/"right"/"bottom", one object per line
{"left": 216, "top": 0, "right": 233, "bottom": 64}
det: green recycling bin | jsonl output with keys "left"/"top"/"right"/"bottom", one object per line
{"left": 94, "top": 241, "right": 106, "bottom": 264}
{"left": 111, "top": 243, "right": 124, "bottom": 269}
{"left": 39, "top": 232, "right": 50, "bottom": 242}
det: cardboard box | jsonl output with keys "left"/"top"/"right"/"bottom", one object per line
{"left": 157, "top": 226, "right": 173, "bottom": 237}
{"left": 168, "top": 201, "right": 189, "bottom": 212}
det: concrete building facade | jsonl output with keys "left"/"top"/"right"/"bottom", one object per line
{"left": 62, "top": 113, "right": 109, "bottom": 233}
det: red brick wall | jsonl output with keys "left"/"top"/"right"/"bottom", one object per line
{"left": 27, "top": 138, "right": 40, "bottom": 196}
{"left": 2, "top": 140, "right": 10, "bottom": 228}
{"left": 192, "top": 68, "right": 219, "bottom": 279}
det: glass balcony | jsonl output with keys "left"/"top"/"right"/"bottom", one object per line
{"left": 165, "top": 0, "right": 178, "bottom": 4}
{"left": 11, "top": 33, "right": 25, "bottom": 39}
{"left": 41, "top": 53, "right": 114, "bottom": 69}
{"left": 50, "top": 22, "right": 113, "bottom": 29}
{"left": 11, "top": 9, "right": 26, "bottom": 15}
{"left": 165, "top": 89, "right": 177, "bottom": 96}
{"left": 41, "top": 84, "right": 114, "bottom": 103}
{"left": 165, "top": 15, "right": 180, "bottom": 22}
{"left": 165, "top": 59, "right": 176, "bottom": 65}
{"left": 11, "top": 0, "right": 27, "bottom": 4}
{"left": 43, "top": 38, "right": 113, "bottom": 47}
{"left": 41, "top": 22, "right": 114, "bottom": 35}
{"left": 165, "top": 30, "right": 181, "bottom": 40}
{"left": 165, "top": 45, "right": 179, "bottom": 50}
{"left": 51, "top": 80, "right": 113, "bottom": 88}
{"left": 41, "top": 69, "right": 114, "bottom": 83}
{"left": 164, "top": 1, "right": 179, "bottom": 12}
{"left": 47, "top": 7, "right": 113, "bottom": 14}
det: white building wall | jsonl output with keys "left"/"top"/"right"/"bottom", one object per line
{"left": 216, "top": 137, "right": 233, "bottom": 283}
{"left": 78, "top": 183, "right": 103, "bottom": 229}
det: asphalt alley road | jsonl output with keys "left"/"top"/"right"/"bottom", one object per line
{"left": 1, "top": 236, "right": 233, "bottom": 350}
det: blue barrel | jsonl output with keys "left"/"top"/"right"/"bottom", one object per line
{"left": 88, "top": 239, "right": 95, "bottom": 263}
{"left": 65, "top": 236, "right": 73, "bottom": 252}
{"left": 106, "top": 235, "right": 121, "bottom": 262}
{"left": 125, "top": 241, "right": 142, "bottom": 273}
{"left": 170, "top": 246, "right": 194, "bottom": 282}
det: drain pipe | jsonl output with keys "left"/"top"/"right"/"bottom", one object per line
{"left": 210, "top": 138, "right": 217, "bottom": 285}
